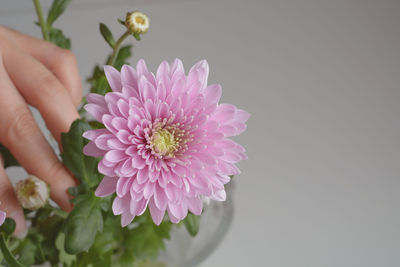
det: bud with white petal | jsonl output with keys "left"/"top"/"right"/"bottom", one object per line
{"left": 15, "top": 175, "right": 49, "bottom": 210}
{"left": 125, "top": 11, "right": 149, "bottom": 35}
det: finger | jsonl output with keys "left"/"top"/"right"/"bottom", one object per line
{"left": 0, "top": 49, "right": 75, "bottom": 211}
{"left": 2, "top": 43, "right": 79, "bottom": 144}
{"left": 0, "top": 155, "right": 26, "bottom": 235}
{"left": 0, "top": 26, "right": 82, "bottom": 106}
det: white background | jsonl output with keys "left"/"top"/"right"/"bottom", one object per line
{"left": 1, "top": 0, "right": 400, "bottom": 266}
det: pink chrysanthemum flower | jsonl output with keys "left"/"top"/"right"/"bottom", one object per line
{"left": 83, "top": 59, "right": 249, "bottom": 226}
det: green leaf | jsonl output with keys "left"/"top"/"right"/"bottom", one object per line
{"left": 47, "top": 0, "right": 72, "bottom": 27}
{"left": 133, "top": 32, "right": 141, "bottom": 41}
{"left": 119, "top": 250, "right": 135, "bottom": 267}
{"left": 34, "top": 213, "right": 64, "bottom": 264}
{"left": 67, "top": 184, "right": 87, "bottom": 197}
{"left": 183, "top": 212, "right": 200, "bottom": 236}
{"left": 55, "top": 233, "right": 76, "bottom": 266}
{"left": 0, "top": 144, "right": 19, "bottom": 168}
{"left": 124, "top": 212, "right": 172, "bottom": 260}
{"left": 87, "top": 66, "right": 111, "bottom": 95}
{"left": 63, "top": 193, "right": 103, "bottom": 254}
{"left": 0, "top": 218, "right": 16, "bottom": 237}
{"left": 61, "top": 119, "right": 100, "bottom": 188}
{"left": 88, "top": 121, "right": 105, "bottom": 130}
{"left": 99, "top": 23, "right": 116, "bottom": 48}
{"left": 15, "top": 237, "right": 36, "bottom": 266}
{"left": 0, "top": 233, "right": 25, "bottom": 267}
{"left": 49, "top": 28, "right": 71, "bottom": 49}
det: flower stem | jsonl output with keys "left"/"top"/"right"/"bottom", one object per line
{"left": 107, "top": 30, "right": 130, "bottom": 66}
{"left": 0, "top": 234, "right": 25, "bottom": 267}
{"left": 33, "top": 0, "right": 49, "bottom": 41}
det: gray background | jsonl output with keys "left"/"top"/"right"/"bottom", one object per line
{"left": 1, "top": 0, "right": 400, "bottom": 266}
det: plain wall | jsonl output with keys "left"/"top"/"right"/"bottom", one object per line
{"left": 1, "top": 0, "right": 400, "bottom": 266}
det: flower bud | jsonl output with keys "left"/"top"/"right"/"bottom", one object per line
{"left": 15, "top": 175, "right": 49, "bottom": 210}
{"left": 125, "top": 11, "right": 149, "bottom": 34}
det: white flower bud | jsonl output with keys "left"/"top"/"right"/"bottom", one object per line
{"left": 125, "top": 11, "right": 149, "bottom": 34}
{"left": 15, "top": 175, "right": 49, "bottom": 210}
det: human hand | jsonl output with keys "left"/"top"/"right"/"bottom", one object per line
{"left": 0, "top": 26, "right": 81, "bottom": 234}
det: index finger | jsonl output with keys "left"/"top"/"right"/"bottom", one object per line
{"left": 0, "top": 26, "right": 82, "bottom": 106}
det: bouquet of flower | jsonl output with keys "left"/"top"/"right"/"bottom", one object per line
{"left": 0, "top": 0, "right": 249, "bottom": 266}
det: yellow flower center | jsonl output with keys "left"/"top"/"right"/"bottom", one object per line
{"left": 151, "top": 129, "right": 178, "bottom": 157}
{"left": 135, "top": 15, "right": 145, "bottom": 25}
{"left": 18, "top": 179, "right": 37, "bottom": 198}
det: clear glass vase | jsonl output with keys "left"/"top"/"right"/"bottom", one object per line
{"left": 156, "top": 181, "right": 235, "bottom": 267}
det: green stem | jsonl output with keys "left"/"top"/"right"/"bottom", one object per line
{"left": 106, "top": 30, "right": 130, "bottom": 66}
{"left": 33, "top": 0, "right": 49, "bottom": 41}
{"left": 0, "top": 234, "right": 25, "bottom": 267}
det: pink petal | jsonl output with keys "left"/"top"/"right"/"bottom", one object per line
{"left": 168, "top": 201, "right": 188, "bottom": 221}
{"left": 143, "top": 182, "right": 155, "bottom": 199}
{"left": 111, "top": 117, "right": 128, "bottom": 131}
{"left": 188, "top": 59, "right": 209, "bottom": 89}
{"left": 104, "top": 65, "right": 122, "bottom": 92}
{"left": 165, "top": 183, "right": 179, "bottom": 203}
{"left": 83, "top": 142, "right": 105, "bottom": 157}
{"left": 86, "top": 93, "right": 106, "bottom": 105}
{"left": 212, "top": 104, "right": 236, "bottom": 122}
{"left": 120, "top": 159, "right": 136, "bottom": 176}
{"left": 116, "top": 177, "right": 132, "bottom": 197}
{"left": 235, "top": 109, "right": 251, "bottom": 123}
{"left": 167, "top": 207, "right": 180, "bottom": 224}
{"left": 156, "top": 61, "right": 170, "bottom": 81}
{"left": 204, "top": 84, "right": 222, "bottom": 105}
{"left": 139, "top": 76, "right": 157, "bottom": 103}
{"left": 116, "top": 130, "right": 132, "bottom": 144}
{"left": 130, "top": 198, "right": 147, "bottom": 216}
{"left": 107, "top": 138, "right": 126, "bottom": 150}
{"left": 94, "top": 134, "right": 114, "bottom": 150}
{"left": 196, "top": 153, "right": 217, "bottom": 165}
{"left": 84, "top": 104, "right": 107, "bottom": 121}
{"left": 82, "top": 129, "right": 109, "bottom": 141}
{"left": 221, "top": 151, "right": 242, "bottom": 163}
{"left": 121, "top": 64, "right": 138, "bottom": 88}
{"left": 219, "top": 125, "right": 237, "bottom": 137}
{"left": 136, "top": 59, "right": 150, "bottom": 77}
{"left": 105, "top": 150, "right": 127, "bottom": 163}
{"left": 98, "top": 160, "right": 116, "bottom": 176}
{"left": 132, "top": 156, "right": 146, "bottom": 169}
{"left": 121, "top": 211, "right": 135, "bottom": 227}
{"left": 187, "top": 197, "right": 203, "bottom": 215}
{"left": 112, "top": 194, "right": 130, "bottom": 215}
{"left": 170, "top": 58, "right": 184, "bottom": 77}
{"left": 95, "top": 176, "right": 118, "bottom": 197}
{"left": 117, "top": 99, "right": 130, "bottom": 118}
{"left": 137, "top": 167, "right": 149, "bottom": 184}
{"left": 102, "top": 114, "right": 117, "bottom": 134}
{"left": 154, "top": 184, "right": 168, "bottom": 210}
{"left": 149, "top": 198, "right": 165, "bottom": 225}
{"left": 211, "top": 189, "right": 226, "bottom": 201}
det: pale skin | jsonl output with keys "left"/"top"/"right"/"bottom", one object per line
{"left": 0, "top": 26, "right": 81, "bottom": 234}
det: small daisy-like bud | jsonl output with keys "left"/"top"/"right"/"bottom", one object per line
{"left": 15, "top": 175, "right": 49, "bottom": 210}
{"left": 125, "top": 11, "right": 149, "bottom": 34}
